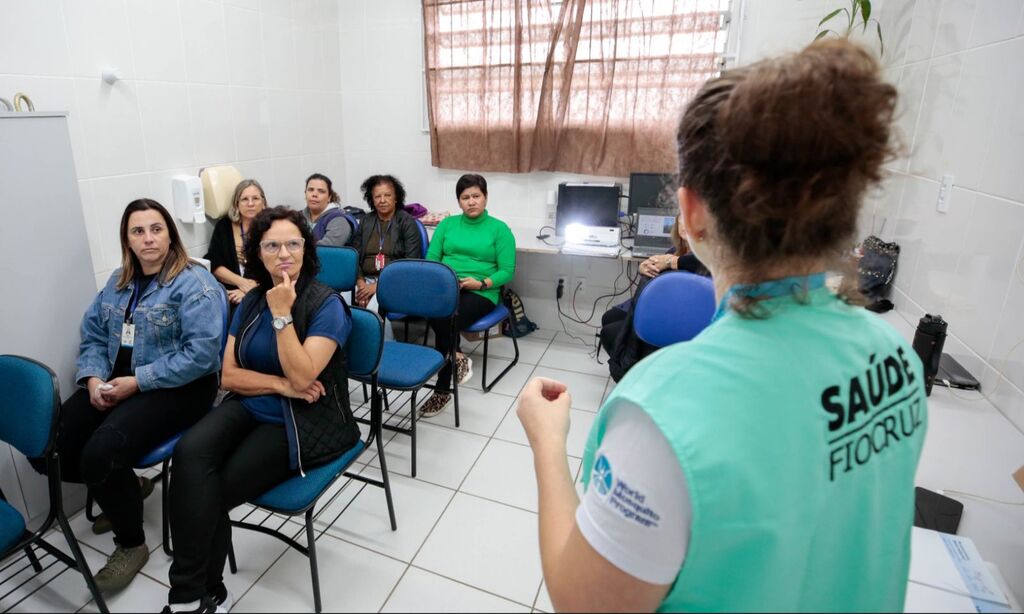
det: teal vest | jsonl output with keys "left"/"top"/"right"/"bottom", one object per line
{"left": 582, "top": 275, "right": 927, "bottom": 612}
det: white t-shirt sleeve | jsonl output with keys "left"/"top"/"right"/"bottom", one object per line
{"left": 576, "top": 400, "right": 691, "bottom": 585}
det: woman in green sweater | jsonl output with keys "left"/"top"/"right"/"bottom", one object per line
{"left": 420, "top": 174, "right": 516, "bottom": 417}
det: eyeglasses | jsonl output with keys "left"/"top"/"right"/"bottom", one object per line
{"left": 259, "top": 238, "right": 305, "bottom": 254}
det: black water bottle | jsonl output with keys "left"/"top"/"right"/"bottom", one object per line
{"left": 912, "top": 314, "right": 947, "bottom": 396}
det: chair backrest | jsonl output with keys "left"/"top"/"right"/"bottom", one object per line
{"left": 377, "top": 259, "right": 459, "bottom": 319}
{"left": 633, "top": 272, "right": 716, "bottom": 348}
{"left": 346, "top": 307, "right": 384, "bottom": 378}
{"left": 0, "top": 355, "right": 59, "bottom": 458}
{"left": 316, "top": 246, "right": 358, "bottom": 292}
{"left": 414, "top": 219, "right": 429, "bottom": 258}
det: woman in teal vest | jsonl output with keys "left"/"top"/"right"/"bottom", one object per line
{"left": 516, "top": 40, "right": 927, "bottom": 612}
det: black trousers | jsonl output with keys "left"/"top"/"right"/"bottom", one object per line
{"left": 167, "top": 400, "right": 293, "bottom": 603}
{"left": 429, "top": 291, "right": 496, "bottom": 393}
{"left": 30, "top": 374, "right": 217, "bottom": 548}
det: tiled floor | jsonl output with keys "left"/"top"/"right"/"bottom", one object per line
{"left": 2, "top": 329, "right": 615, "bottom": 613}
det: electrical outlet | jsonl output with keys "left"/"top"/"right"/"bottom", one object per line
{"left": 937, "top": 174, "right": 954, "bottom": 213}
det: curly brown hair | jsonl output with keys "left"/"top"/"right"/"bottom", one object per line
{"left": 677, "top": 39, "right": 897, "bottom": 316}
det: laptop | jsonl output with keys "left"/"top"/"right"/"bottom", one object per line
{"left": 631, "top": 207, "right": 676, "bottom": 258}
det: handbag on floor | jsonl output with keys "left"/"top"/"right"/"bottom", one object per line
{"left": 858, "top": 235, "right": 899, "bottom": 313}
{"left": 502, "top": 288, "right": 538, "bottom": 338}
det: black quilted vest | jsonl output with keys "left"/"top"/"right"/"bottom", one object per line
{"left": 235, "top": 279, "right": 359, "bottom": 473}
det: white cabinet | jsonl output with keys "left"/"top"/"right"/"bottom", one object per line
{"left": 0, "top": 112, "right": 97, "bottom": 521}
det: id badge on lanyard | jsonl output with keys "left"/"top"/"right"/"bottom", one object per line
{"left": 121, "top": 279, "right": 147, "bottom": 348}
{"left": 374, "top": 218, "right": 391, "bottom": 271}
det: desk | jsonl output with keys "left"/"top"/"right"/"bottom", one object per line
{"left": 879, "top": 311, "right": 1024, "bottom": 610}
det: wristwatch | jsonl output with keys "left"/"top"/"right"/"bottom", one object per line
{"left": 481, "top": 279, "right": 491, "bottom": 289}
{"left": 272, "top": 314, "right": 293, "bottom": 331}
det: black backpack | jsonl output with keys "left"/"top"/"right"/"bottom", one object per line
{"left": 502, "top": 287, "right": 538, "bottom": 338}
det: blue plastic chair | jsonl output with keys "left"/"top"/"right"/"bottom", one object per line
{"left": 229, "top": 306, "right": 394, "bottom": 614}
{"left": 363, "top": 259, "right": 460, "bottom": 477}
{"left": 633, "top": 272, "right": 716, "bottom": 347}
{"left": 85, "top": 288, "right": 230, "bottom": 556}
{"left": 0, "top": 355, "right": 109, "bottom": 613}
{"left": 465, "top": 303, "right": 520, "bottom": 393}
{"left": 386, "top": 218, "right": 431, "bottom": 342}
{"left": 315, "top": 245, "right": 359, "bottom": 302}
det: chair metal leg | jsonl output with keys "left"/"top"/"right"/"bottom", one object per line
{"left": 410, "top": 390, "right": 418, "bottom": 478}
{"left": 362, "top": 382, "right": 369, "bottom": 403}
{"left": 161, "top": 459, "right": 173, "bottom": 556}
{"left": 305, "top": 509, "right": 322, "bottom": 614}
{"left": 57, "top": 510, "right": 109, "bottom": 614}
{"left": 481, "top": 318, "right": 520, "bottom": 393}
{"left": 24, "top": 544, "right": 42, "bottom": 572}
{"left": 84, "top": 491, "right": 98, "bottom": 522}
{"left": 376, "top": 429, "right": 398, "bottom": 531}
{"left": 228, "top": 538, "right": 237, "bottom": 574}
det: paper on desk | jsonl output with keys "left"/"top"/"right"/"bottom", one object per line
{"left": 905, "top": 581, "right": 976, "bottom": 613}
{"left": 909, "top": 527, "right": 1012, "bottom": 612}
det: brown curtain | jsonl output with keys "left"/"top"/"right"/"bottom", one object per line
{"left": 422, "top": 0, "right": 727, "bottom": 177}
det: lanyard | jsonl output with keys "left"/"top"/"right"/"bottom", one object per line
{"left": 375, "top": 217, "right": 392, "bottom": 252}
{"left": 126, "top": 277, "right": 154, "bottom": 323}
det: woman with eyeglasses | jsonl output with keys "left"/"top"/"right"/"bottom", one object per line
{"left": 31, "top": 199, "right": 223, "bottom": 595}
{"left": 204, "top": 179, "right": 267, "bottom": 308}
{"left": 163, "top": 207, "right": 360, "bottom": 613}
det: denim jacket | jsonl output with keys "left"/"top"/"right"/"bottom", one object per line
{"left": 75, "top": 264, "right": 224, "bottom": 391}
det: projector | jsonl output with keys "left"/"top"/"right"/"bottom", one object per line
{"left": 564, "top": 224, "right": 620, "bottom": 247}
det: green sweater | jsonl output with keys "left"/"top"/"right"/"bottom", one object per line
{"left": 426, "top": 211, "right": 516, "bottom": 304}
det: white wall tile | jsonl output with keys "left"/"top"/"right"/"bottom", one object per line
{"left": 262, "top": 13, "right": 297, "bottom": 89}
{"left": 126, "top": 0, "right": 188, "bottom": 82}
{"left": 72, "top": 78, "right": 147, "bottom": 178}
{"left": 941, "top": 43, "right": 1005, "bottom": 192}
{"left": 968, "top": 0, "right": 1024, "bottom": 46}
{"left": 0, "top": 0, "right": 70, "bottom": 76}
{"left": 189, "top": 84, "right": 237, "bottom": 165}
{"left": 892, "top": 62, "right": 929, "bottom": 171}
{"left": 908, "top": 54, "right": 963, "bottom": 179}
{"left": 266, "top": 88, "right": 303, "bottom": 156}
{"left": 259, "top": 0, "right": 291, "bottom": 19}
{"left": 293, "top": 23, "right": 327, "bottom": 90}
{"left": 905, "top": 0, "right": 942, "bottom": 62}
{"left": 272, "top": 155, "right": 305, "bottom": 207}
{"left": 61, "top": 0, "right": 135, "bottom": 79}
{"left": 945, "top": 195, "right": 1024, "bottom": 360}
{"left": 932, "top": 0, "right": 977, "bottom": 57}
{"left": 979, "top": 37, "right": 1024, "bottom": 204}
{"left": 225, "top": 5, "right": 266, "bottom": 86}
{"left": 224, "top": 0, "right": 259, "bottom": 8}
{"left": 231, "top": 85, "right": 272, "bottom": 159}
{"left": 182, "top": 0, "right": 230, "bottom": 84}
{"left": 137, "top": 81, "right": 196, "bottom": 171}
{"left": 985, "top": 219, "right": 1024, "bottom": 392}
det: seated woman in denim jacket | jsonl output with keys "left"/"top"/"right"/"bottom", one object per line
{"left": 164, "top": 207, "right": 360, "bottom": 613}
{"left": 31, "top": 199, "right": 224, "bottom": 594}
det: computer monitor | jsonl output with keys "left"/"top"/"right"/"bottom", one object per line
{"left": 555, "top": 183, "right": 621, "bottom": 236}
{"left": 628, "top": 172, "right": 678, "bottom": 215}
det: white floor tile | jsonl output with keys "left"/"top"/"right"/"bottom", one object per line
{"left": 471, "top": 359, "right": 536, "bottom": 397}
{"left": 79, "top": 568, "right": 169, "bottom": 613}
{"left": 469, "top": 334, "right": 551, "bottom": 365}
{"left": 141, "top": 508, "right": 298, "bottom": 602}
{"left": 367, "top": 422, "right": 488, "bottom": 490}
{"left": 309, "top": 466, "right": 454, "bottom": 562}
{"left": 461, "top": 440, "right": 580, "bottom": 513}
{"left": 382, "top": 567, "right": 530, "bottom": 613}
{"left": 529, "top": 367, "right": 609, "bottom": 413}
{"left": 429, "top": 387, "right": 517, "bottom": 438}
{"left": 2, "top": 535, "right": 102, "bottom": 613}
{"left": 493, "top": 408, "right": 596, "bottom": 460}
{"left": 66, "top": 476, "right": 167, "bottom": 557}
{"left": 535, "top": 581, "right": 553, "bottom": 612}
{"left": 414, "top": 493, "right": 542, "bottom": 605}
{"left": 232, "top": 533, "right": 406, "bottom": 613}
{"left": 539, "top": 342, "right": 609, "bottom": 377}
